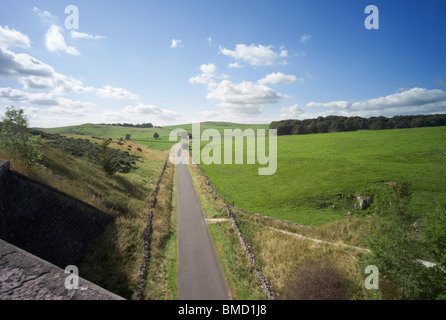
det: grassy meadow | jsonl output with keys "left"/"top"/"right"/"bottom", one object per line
{"left": 15, "top": 122, "right": 445, "bottom": 300}
{"left": 199, "top": 126, "right": 446, "bottom": 226}
{"left": 44, "top": 124, "right": 175, "bottom": 150}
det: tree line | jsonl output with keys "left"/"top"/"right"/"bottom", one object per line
{"left": 270, "top": 114, "right": 446, "bottom": 136}
{"left": 98, "top": 123, "right": 155, "bottom": 128}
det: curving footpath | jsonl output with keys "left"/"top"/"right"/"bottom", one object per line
{"left": 175, "top": 146, "right": 230, "bottom": 300}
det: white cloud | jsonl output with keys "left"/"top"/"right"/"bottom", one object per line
{"left": 32, "top": 7, "right": 57, "bottom": 24}
{"left": 300, "top": 34, "right": 313, "bottom": 44}
{"left": 0, "top": 87, "right": 94, "bottom": 109}
{"left": 198, "top": 110, "right": 220, "bottom": 118}
{"left": 170, "top": 39, "right": 182, "bottom": 48}
{"left": 200, "top": 63, "right": 217, "bottom": 74}
{"left": 280, "top": 104, "right": 304, "bottom": 119}
{"left": 0, "top": 46, "right": 96, "bottom": 94}
{"left": 257, "top": 72, "right": 303, "bottom": 85}
{"left": 0, "top": 48, "right": 53, "bottom": 77}
{"left": 228, "top": 62, "right": 242, "bottom": 69}
{"left": 45, "top": 25, "right": 80, "bottom": 55}
{"left": 307, "top": 100, "right": 351, "bottom": 109}
{"left": 189, "top": 63, "right": 227, "bottom": 85}
{"left": 0, "top": 25, "right": 31, "bottom": 49}
{"left": 47, "top": 106, "right": 88, "bottom": 117}
{"left": 219, "top": 43, "right": 287, "bottom": 67}
{"left": 307, "top": 88, "right": 446, "bottom": 118}
{"left": 206, "top": 80, "right": 290, "bottom": 115}
{"left": 351, "top": 88, "right": 446, "bottom": 111}
{"left": 97, "top": 86, "right": 139, "bottom": 100}
{"left": 207, "top": 37, "right": 212, "bottom": 44}
{"left": 123, "top": 104, "right": 182, "bottom": 121}
{"left": 279, "top": 46, "right": 288, "bottom": 57}
{"left": 71, "top": 31, "right": 107, "bottom": 40}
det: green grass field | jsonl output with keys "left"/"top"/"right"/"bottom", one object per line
{"left": 199, "top": 127, "right": 446, "bottom": 226}
{"left": 42, "top": 122, "right": 446, "bottom": 227}
{"left": 43, "top": 122, "right": 270, "bottom": 151}
{"left": 43, "top": 124, "right": 175, "bottom": 150}
{"left": 165, "top": 121, "right": 270, "bottom": 133}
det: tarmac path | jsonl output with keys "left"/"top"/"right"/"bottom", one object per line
{"left": 175, "top": 147, "right": 230, "bottom": 300}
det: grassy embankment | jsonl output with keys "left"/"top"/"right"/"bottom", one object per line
{"left": 1, "top": 130, "right": 177, "bottom": 300}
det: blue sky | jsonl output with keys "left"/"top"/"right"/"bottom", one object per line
{"left": 1, "top": 0, "right": 445, "bottom": 127}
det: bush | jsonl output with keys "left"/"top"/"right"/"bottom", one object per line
{"left": 285, "top": 260, "right": 350, "bottom": 300}
{"left": 38, "top": 131, "right": 138, "bottom": 174}
{"left": 99, "top": 139, "right": 119, "bottom": 175}
{"left": 0, "top": 107, "right": 42, "bottom": 167}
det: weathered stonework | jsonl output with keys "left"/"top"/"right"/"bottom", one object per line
{"left": 0, "top": 239, "right": 124, "bottom": 300}
{"left": 0, "top": 160, "right": 119, "bottom": 300}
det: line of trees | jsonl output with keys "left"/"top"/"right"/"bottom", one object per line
{"left": 270, "top": 114, "right": 446, "bottom": 136}
{"left": 99, "top": 123, "right": 154, "bottom": 128}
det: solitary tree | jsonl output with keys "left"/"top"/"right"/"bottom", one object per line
{"left": 153, "top": 132, "right": 160, "bottom": 139}
{"left": 0, "top": 107, "right": 42, "bottom": 167}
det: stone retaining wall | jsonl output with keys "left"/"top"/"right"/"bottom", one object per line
{"left": 0, "top": 160, "right": 114, "bottom": 269}
{"left": 0, "top": 238, "right": 123, "bottom": 300}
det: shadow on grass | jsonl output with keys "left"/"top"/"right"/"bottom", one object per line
{"left": 112, "top": 174, "right": 148, "bottom": 201}
{"left": 76, "top": 222, "right": 135, "bottom": 299}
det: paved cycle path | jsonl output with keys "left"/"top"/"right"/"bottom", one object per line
{"left": 176, "top": 149, "right": 230, "bottom": 300}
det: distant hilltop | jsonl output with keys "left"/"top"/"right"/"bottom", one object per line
{"left": 96, "top": 123, "right": 156, "bottom": 128}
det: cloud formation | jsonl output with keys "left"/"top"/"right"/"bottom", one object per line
{"left": 45, "top": 25, "right": 80, "bottom": 55}
{"left": 123, "top": 104, "right": 182, "bottom": 121}
{"left": 280, "top": 104, "right": 304, "bottom": 119}
{"left": 300, "top": 34, "right": 313, "bottom": 44}
{"left": 189, "top": 62, "right": 292, "bottom": 116}
{"left": 188, "top": 63, "right": 229, "bottom": 86}
{"left": 206, "top": 80, "right": 289, "bottom": 115}
{"left": 32, "top": 7, "right": 57, "bottom": 24}
{"left": 170, "top": 39, "right": 182, "bottom": 48}
{"left": 71, "top": 31, "right": 106, "bottom": 40}
{"left": 257, "top": 72, "right": 303, "bottom": 85}
{"left": 307, "top": 88, "right": 446, "bottom": 118}
{"left": 219, "top": 43, "right": 288, "bottom": 67}
{"left": 97, "top": 86, "right": 139, "bottom": 100}
{"left": 0, "top": 87, "right": 94, "bottom": 109}
{"left": 0, "top": 25, "right": 31, "bottom": 49}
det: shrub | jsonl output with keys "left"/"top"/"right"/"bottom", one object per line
{"left": 99, "top": 139, "right": 119, "bottom": 175}
{"left": 285, "top": 260, "right": 350, "bottom": 300}
{"left": 0, "top": 107, "right": 42, "bottom": 167}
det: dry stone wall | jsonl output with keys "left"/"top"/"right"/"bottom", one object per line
{"left": 135, "top": 156, "right": 169, "bottom": 300}
{"left": 190, "top": 157, "right": 277, "bottom": 299}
